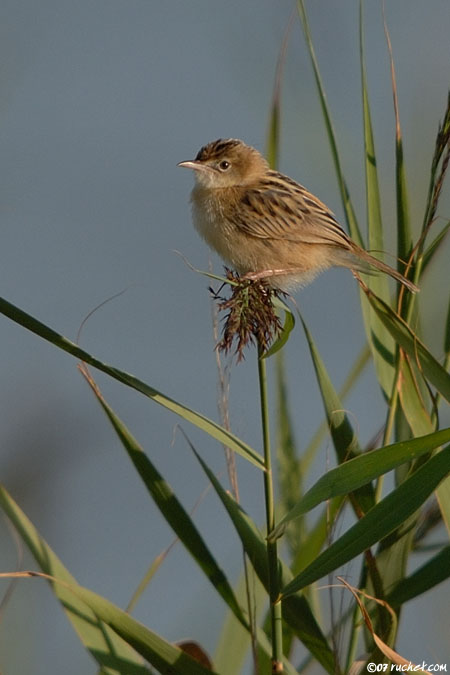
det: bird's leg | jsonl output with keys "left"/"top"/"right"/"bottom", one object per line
{"left": 242, "top": 268, "right": 294, "bottom": 282}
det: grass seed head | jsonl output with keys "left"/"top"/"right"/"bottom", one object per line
{"left": 211, "top": 269, "right": 284, "bottom": 361}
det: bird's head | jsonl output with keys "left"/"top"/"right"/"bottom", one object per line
{"left": 178, "top": 138, "right": 268, "bottom": 188}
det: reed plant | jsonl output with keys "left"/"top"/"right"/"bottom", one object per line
{"left": 0, "top": 2, "right": 449, "bottom": 673}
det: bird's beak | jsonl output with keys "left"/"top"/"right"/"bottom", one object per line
{"left": 177, "top": 160, "right": 211, "bottom": 172}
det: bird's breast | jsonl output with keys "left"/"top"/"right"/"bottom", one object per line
{"left": 190, "top": 187, "right": 240, "bottom": 265}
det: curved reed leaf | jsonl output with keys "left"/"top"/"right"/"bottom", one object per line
{"left": 422, "top": 220, "right": 450, "bottom": 272}
{"left": 52, "top": 576, "right": 218, "bottom": 675}
{"left": 300, "top": 313, "right": 375, "bottom": 514}
{"left": 271, "top": 427, "right": 450, "bottom": 540}
{"left": 296, "top": 0, "right": 362, "bottom": 245}
{"left": 359, "top": 2, "right": 397, "bottom": 397}
{"left": 81, "top": 368, "right": 247, "bottom": 629}
{"left": 282, "top": 444, "right": 450, "bottom": 597}
{"left": 397, "top": 354, "right": 435, "bottom": 436}
{"left": 190, "top": 445, "right": 337, "bottom": 674}
{"left": 382, "top": 4, "right": 413, "bottom": 270}
{"left": 0, "top": 486, "right": 151, "bottom": 675}
{"left": 262, "top": 297, "right": 295, "bottom": 359}
{"left": 0, "top": 295, "right": 263, "bottom": 469}
{"left": 365, "top": 290, "right": 450, "bottom": 402}
{"left": 387, "top": 545, "right": 450, "bottom": 607}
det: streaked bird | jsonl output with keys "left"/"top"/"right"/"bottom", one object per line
{"left": 178, "top": 138, "right": 417, "bottom": 293}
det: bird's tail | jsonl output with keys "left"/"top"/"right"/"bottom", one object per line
{"left": 337, "top": 246, "right": 419, "bottom": 293}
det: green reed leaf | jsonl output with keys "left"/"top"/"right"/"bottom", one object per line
{"left": 191, "top": 446, "right": 337, "bottom": 674}
{"left": 262, "top": 296, "right": 295, "bottom": 359}
{"left": 382, "top": 5, "right": 413, "bottom": 268}
{"left": 300, "top": 313, "right": 375, "bottom": 514}
{"left": 359, "top": 1, "right": 397, "bottom": 397}
{"left": 271, "top": 428, "right": 450, "bottom": 540}
{"left": 296, "top": 0, "right": 362, "bottom": 246}
{"left": 0, "top": 295, "right": 264, "bottom": 469}
{"left": 0, "top": 486, "right": 151, "bottom": 675}
{"left": 387, "top": 545, "right": 450, "bottom": 607}
{"left": 365, "top": 290, "right": 450, "bottom": 402}
{"left": 57, "top": 579, "right": 218, "bottom": 674}
{"left": 81, "top": 369, "right": 247, "bottom": 629}
{"left": 282, "top": 445, "right": 450, "bottom": 597}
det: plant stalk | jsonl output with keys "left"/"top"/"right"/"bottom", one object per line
{"left": 257, "top": 345, "right": 283, "bottom": 673}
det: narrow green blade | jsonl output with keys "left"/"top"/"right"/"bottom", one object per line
{"left": 214, "top": 571, "right": 299, "bottom": 675}
{"left": 0, "top": 295, "right": 263, "bottom": 469}
{"left": 82, "top": 370, "right": 247, "bottom": 628}
{"left": 291, "top": 497, "right": 345, "bottom": 575}
{"left": 274, "top": 350, "right": 304, "bottom": 554}
{"left": 296, "top": 0, "right": 362, "bottom": 245}
{"left": 214, "top": 571, "right": 265, "bottom": 675}
{"left": 301, "top": 314, "right": 375, "bottom": 514}
{"left": 191, "top": 447, "right": 337, "bottom": 673}
{"left": 359, "top": 1, "right": 396, "bottom": 396}
{"left": 282, "top": 445, "right": 450, "bottom": 597}
{"left": 387, "top": 545, "right": 450, "bottom": 607}
{"left": 297, "top": 345, "right": 371, "bottom": 478}
{"left": 265, "top": 12, "right": 293, "bottom": 170}
{"left": 436, "top": 474, "right": 450, "bottom": 535}
{"left": 397, "top": 354, "right": 435, "bottom": 437}
{"left": 366, "top": 290, "right": 450, "bottom": 402}
{"left": 382, "top": 6, "right": 412, "bottom": 267}
{"left": 422, "top": 220, "right": 450, "bottom": 272}
{"left": 262, "top": 297, "right": 295, "bottom": 359}
{"left": 0, "top": 486, "right": 150, "bottom": 675}
{"left": 55, "top": 578, "right": 218, "bottom": 675}
{"left": 272, "top": 428, "right": 450, "bottom": 539}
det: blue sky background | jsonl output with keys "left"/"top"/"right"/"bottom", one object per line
{"left": 0, "top": 1, "right": 449, "bottom": 673}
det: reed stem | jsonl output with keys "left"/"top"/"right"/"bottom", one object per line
{"left": 257, "top": 345, "right": 283, "bottom": 672}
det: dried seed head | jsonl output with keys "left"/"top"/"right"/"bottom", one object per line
{"left": 211, "top": 268, "right": 284, "bottom": 361}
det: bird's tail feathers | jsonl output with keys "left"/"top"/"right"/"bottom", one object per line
{"left": 335, "top": 247, "right": 418, "bottom": 293}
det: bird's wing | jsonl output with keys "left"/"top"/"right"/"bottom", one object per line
{"left": 235, "top": 182, "right": 352, "bottom": 249}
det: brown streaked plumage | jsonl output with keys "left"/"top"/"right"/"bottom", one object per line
{"left": 178, "top": 138, "right": 418, "bottom": 293}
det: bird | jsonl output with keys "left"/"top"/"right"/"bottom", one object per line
{"left": 178, "top": 138, "right": 418, "bottom": 293}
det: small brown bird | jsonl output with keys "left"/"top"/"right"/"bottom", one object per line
{"left": 178, "top": 138, "right": 417, "bottom": 293}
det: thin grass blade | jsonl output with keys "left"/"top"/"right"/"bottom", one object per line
{"left": 262, "top": 297, "right": 295, "bottom": 359}
{"left": 32, "top": 574, "right": 217, "bottom": 675}
{"left": 215, "top": 575, "right": 299, "bottom": 675}
{"left": 365, "top": 290, "right": 450, "bottom": 402}
{"left": 265, "top": 12, "right": 293, "bottom": 169}
{"left": 190, "top": 445, "right": 337, "bottom": 673}
{"left": 360, "top": 3, "right": 387, "bottom": 282}
{"left": 272, "top": 428, "right": 450, "bottom": 539}
{"left": 300, "top": 313, "right": 375, "bottom": 514}
{"left": 81, "top": 368, "right": 247, "bottom": 629}
{"left": 369, "top": 522, "right": 416, "bottom": 645}
{"left": 274, "top": 351, "right": 304, "bottom": 554}
{"left": 214, "top": 571, "right": 266, "bottom": 675}
{"left": 445, "top": 294, "right": 450, "bottom": 356}
{"left": 290, "top": 496, "right": 345, "bottom": 575}
{"left": 298, "top": 345, "right": 371, "bottom": 477}
{"left": 71, "top": 586, "right": 218, "bottom": 674}
{"left": 281, "top": 444, "right": 450, "bottom": 597}
{"left": 382, "top": 3, "right": 413, "bottom": 268}
{"left": 397, "top": 354, "right": 435, "bottom": 437}
{"left": 422, "top": 220, "right": 450, "bottom": 272}
{"left": 0, "top": 486, "right": 151, "bottom": 675}
{"left": 387, "top": 545, "right": 450, "bottom": 607}
{"left": 0, "top": 296, "right": 263, "bottom": 469}
{"left": 296, "top": 0, "right": 362, "bottom": 245}
{"left": 420, "top": 92, "right": 450, "bottom": 240}
{"left": 436, "top": 475, "right": 450, "bottom": 535}
{"left": 359, "top": 2, "right": 396, "bottom": 396}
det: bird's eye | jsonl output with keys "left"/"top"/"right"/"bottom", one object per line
{"left": 218, "top": 160, "right": 231, "bottom": 171}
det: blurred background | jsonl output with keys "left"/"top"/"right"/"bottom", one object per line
{"left": 0, "top": 1, "right": 449, "bottom": 672}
